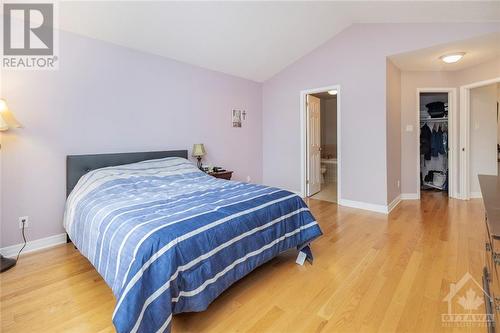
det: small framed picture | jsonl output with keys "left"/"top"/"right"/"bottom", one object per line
{"left": 232, "top": 109, "right": 242, "bottom": 128}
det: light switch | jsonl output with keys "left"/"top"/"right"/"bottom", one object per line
{"left": 405, "top": 125, "right": 413, "bottom": 132}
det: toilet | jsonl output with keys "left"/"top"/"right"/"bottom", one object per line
{"left": 320, "top": 165, "right": 327, "bottom": 183}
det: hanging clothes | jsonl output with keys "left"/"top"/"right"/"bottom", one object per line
{"left": 437, "top": 127, "right": 446, "bottom": 155}
{"left": 431, "top": 126, "right": 445, "bottom": 157}
{"left": 420, "top": 122, "right": 448, "bottom": 191}
{"left": 420, "top": 124, "right": 432, "bottom": 161}
{"left": 442, "top": 126, "right": 448, "bottom": 153}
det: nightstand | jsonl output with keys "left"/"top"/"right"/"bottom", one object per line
{"left": 208, "top": 171, "right": 233, "bottom": 180}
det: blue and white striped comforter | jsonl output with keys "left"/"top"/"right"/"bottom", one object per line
{"left": 63, "top": 157, "right": 322, "bottom": 333}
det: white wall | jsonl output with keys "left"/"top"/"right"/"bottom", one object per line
{"left": 470, "top": 84, "right": 498, "bottom": 194}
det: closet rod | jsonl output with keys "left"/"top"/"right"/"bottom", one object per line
{"left": 420, "top": 118, "right": 448, "bottom": 123}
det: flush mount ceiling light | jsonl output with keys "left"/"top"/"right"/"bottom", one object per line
{"left": 440, "top": 52, "right": 465, "bottom": 64}
{"left": 327, "top": 90, "right": 337, "bottom": 95}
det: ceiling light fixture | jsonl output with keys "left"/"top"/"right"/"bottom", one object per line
{"left": 327, "top": 90, "right": 337, "bottom": 95}
{"left": 440, "top": 53, "right": 465, "bottom": 64}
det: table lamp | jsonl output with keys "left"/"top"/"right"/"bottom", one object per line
{"left": 0, "top": 98, "right": 22, "bottom": 131}
{"left": 192, "top": 144, "right": 206, "bottom": 170}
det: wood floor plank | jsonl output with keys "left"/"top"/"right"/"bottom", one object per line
{"left": 0, "top": 192, "right": 487, "bottom": 332}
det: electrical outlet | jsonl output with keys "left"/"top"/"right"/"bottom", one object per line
{"left": 246, "top": 176, "right": 251, "bottom": 182}
{"left": 397, "top": 180, "right": 400, "bottom": 188}
{"left": 18, "top": 216, "right": 29, "bottom": 229}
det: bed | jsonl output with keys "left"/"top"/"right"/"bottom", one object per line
{"left": 63, "top": 150, "right": 322, "bottom": 333}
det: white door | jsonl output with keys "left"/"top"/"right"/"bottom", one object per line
{"left": 307, "top": 95, "right": 321, "bottom": 196}
{"left": 469, "top": 85, "right": 498, "bottom": 194}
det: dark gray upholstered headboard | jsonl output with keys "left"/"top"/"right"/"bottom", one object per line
{"left": 66, "top": 150, "right": 188, "bottom": 197}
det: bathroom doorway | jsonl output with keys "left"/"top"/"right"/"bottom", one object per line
{"left": 301, "top": 86, "right": 340, "bottom": 203}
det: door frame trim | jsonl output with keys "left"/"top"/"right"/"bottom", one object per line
{"left": 459, "top": 76, "right": 500, "bottom": 200}
{"left": 299, "top": 84, "right": 341, "bottom": 201}
{"left": 416, "top": 88, "right": 457, "bottom": 199}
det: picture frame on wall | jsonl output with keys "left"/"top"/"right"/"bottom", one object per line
{"left": 232, "top": 109, "right": 242, "bottom": 128}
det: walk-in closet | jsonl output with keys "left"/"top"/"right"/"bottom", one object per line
{"left": 419, "top": 92, "right": 449, "bottom": 193}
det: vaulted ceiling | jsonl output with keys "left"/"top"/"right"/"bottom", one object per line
{"left": 56, "top": 1, "right": 500, "bottom": 82}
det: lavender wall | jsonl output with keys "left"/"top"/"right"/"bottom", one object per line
{"left": 1, "top": 31, "right": 262, "bottom": 247}
{"left": 3, "top": 23, "right": 500, "bottom": 247}
{"left": 400, "top": 71, "right": 456, "bottom": 195}
{"left": 498, "top": 84, "right": 500, "bottom": 146}
{"left": 262, "top": 23, "right": 500, "bottom": 207}
{"left": 386, "top": 59, "right": 401, "bottom": 204}
{"left": 400, "top": 57, "right": 500, "bottom": 196}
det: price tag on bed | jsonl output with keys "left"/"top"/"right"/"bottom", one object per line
{"left": 296, "top": 251, "right": 307, "bottom": 266}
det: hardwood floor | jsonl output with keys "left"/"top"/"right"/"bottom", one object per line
{"left": 1, "top": 192, "right": 487, "bottom": 332}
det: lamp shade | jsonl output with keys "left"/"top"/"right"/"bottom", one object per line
{"left": 0, "top": 99, "right": 22, "bottom": 131}
{"left": 0, "top": 114, "right": 8, "bottom": 131}
{"left": 192, "top": 144, "right": 206, "bottom": 157}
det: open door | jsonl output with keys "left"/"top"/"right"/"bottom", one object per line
{"left": 307, "top": 95, "right": 321, "bottom": 196}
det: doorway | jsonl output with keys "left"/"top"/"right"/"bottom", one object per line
{"left": 460, "top": 78, "right": 500, "bottom": 199}
{"left": 300, "top": 85, "right": 341, "bottom": 203}
{"left": 416, "top": 88, "right": 457, "bottom": 199}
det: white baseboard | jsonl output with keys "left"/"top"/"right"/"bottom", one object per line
{"left": 338, "top": 195, "right": 401, "bottom": 215}
{"left": 387, "top": 195, "right": 401, "bottom": 213}
{"left": 338, "top": 198, "right": 389, "bottom": 214}
{"left": 401, "top": 193, "right": 419, "bottom": 200}
{"left": 0, "top": 233, "right": 67, "bottom": 258}
{"left": 470, "top": 191, "right": 482, "bottom": 199}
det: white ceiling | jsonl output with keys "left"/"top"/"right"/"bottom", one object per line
{"left": 55, "top": 1, "right": 500, "bottom": 82}
{"left": 390, "top": 32, "right": 500, "bottom": 71}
